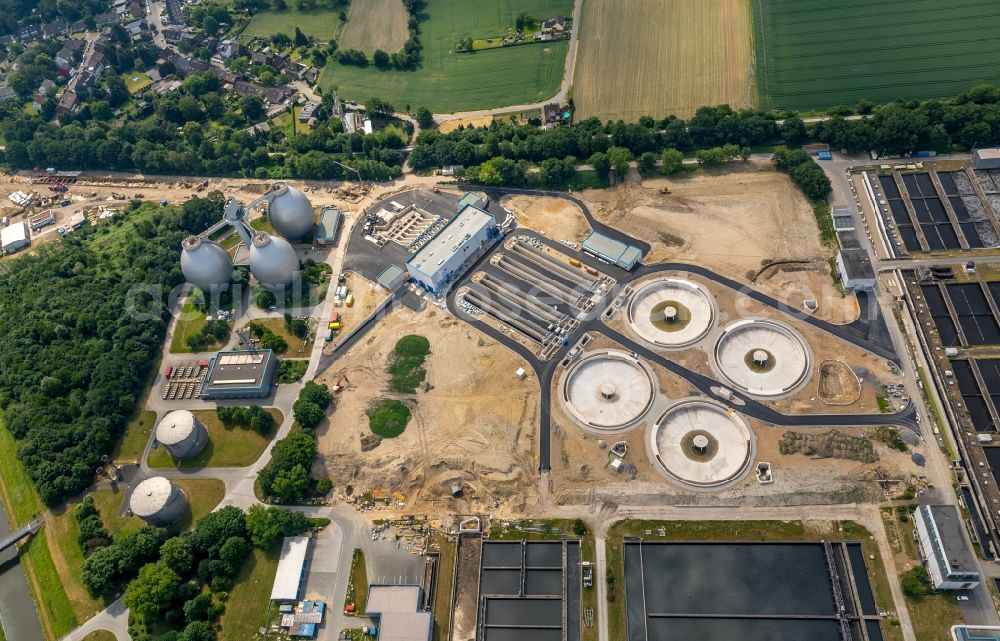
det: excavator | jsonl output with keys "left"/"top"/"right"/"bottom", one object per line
{"left": 332, "top": 373, "right": 350, "bottom": 393}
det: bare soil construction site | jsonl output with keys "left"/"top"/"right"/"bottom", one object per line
{"left": 315, "top": 305, "right": 540, "bottom": 515}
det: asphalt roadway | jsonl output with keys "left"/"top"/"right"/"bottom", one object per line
{"left": 443, "top": 188, "right": 915, "bottom": 472}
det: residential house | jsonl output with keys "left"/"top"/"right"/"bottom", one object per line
{"left": 0, "top": 85, "right": 16, "bottom": 102}
{"left": 56, "top": 39, "right": 86, "bottom": 69}
{"left": 69, "top": 20, "right": 87, "bottom": 33}
{"left": 18, "top": 24, "right": 42, "bottom": 42}
{"left": 218, "top": 40, "right": 247, "bottom": 59}
{"left": 94, "top": 12, "right": 118, "bottom": 27}
{"left": 298, "top": 100, "right": 319, "bottom": 124}
{"left": 56, "top": 90, "right": 79, "bottom": 113}
{"left": 305, "top": 67, "right": 319, "bottom": 83}
{"left": 43, "top": 19, "right": 68, "bottom": 38}
{"left": 0, "top": 35, "right": 14, "bottom": 46}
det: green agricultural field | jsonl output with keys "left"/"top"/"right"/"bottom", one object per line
{"left": 319, "top": 0, "right": 572, "bottom": 112}
{"left": 753, "top": 0, "right": 1000, "bottom": 111}
{"left": 242, "top": 6, "right": 342, "bottom": 41}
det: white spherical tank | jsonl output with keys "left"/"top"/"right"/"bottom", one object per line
{"left": 267, "top": 183, "right": 314, "bottom": 240}
{"left": 155, "top": 410, "right": 208, "bottom": 461}
{"left": 249, "top": 232, "right": 299, "bottom": 291}
{"left": 180, "top": 236, "right": 233, "bottom": 292}
{"left": 129, "top": 477, "right": 188, "bottom": 527}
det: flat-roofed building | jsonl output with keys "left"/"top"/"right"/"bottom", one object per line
{"left": 836, "top": 248, "right": 875, "bottom": 290}
{"left": 406, "top": 205, "right": 496, "bottom": 293}
{"left": 200, "top": 349, "right": 278, "bottom": 399}
{"left": 270, "top": 536, "right": 310, "bottom": 603}
{"left": 1, "top": 222, "right": 30, "bottom": 254}
{"left": 315, "top": 206, "right": 341, "bottom": 246}
{"left": 581, "top": 231, "right": 643, "bottom": 270}
{"left": 973, "top": 148, "right": 1000, "bottom": 170}
{"left": 915, "top": 504, "right": 980, "bottom": 590}
{"left": 366, "top": 584, "right": 431, "bottom": 641}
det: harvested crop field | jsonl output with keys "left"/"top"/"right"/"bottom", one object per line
{"left": 573, "top": 0, "right": 752, "bottom": 121}
{"left": 753, "top": 0, "right": 1000, "bottom": 110}
{"left": 338, "top": 0, "right": 410, "bottom": 55}
{"left": 242, "top": 6, "right": 342, "bottom": 41}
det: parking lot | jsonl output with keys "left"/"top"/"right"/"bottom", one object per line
{"left": 160, "top": 360, "right": 208, "bottom": 401}
{"left": 459, "top": 235, "right": 613, "bottom": 360}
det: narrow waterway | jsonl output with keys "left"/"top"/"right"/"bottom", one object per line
{"left": 0, "top": 504, "right": 45, "bottom": 641}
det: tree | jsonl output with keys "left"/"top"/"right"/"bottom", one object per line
{"left": 588, "top": 152, "right": 610, "bottom": 180}
{"left": 293, "top": 26, "right": 309, "bottom": 47}
{"left": 271, "top": 464, "right": 311, "bottom": 503}
{"left": 659, "top": 148, "right": 684, "bottom": 175}
{"left": 572, "top": 519, "right": 587, "bottom": 536}
{"left": 372, "top": 49, "right": 390, "bottom": 68}
{"left": 637, "top": 151, "right": 657, "bottom": 176}
{"left": 246, "top": 505, "right": 312, "bottom": 548}
{"left": 607, "top": 146, "right": 632, "bottom": 179}
{"left": 901, "top": 566, "right": 930, "bottom": 597}
{"left": 367, "top": 96, "right": 394, "bottom": 117}
{"left": 415, "top": 106, "right": 434, "bottom": 128}
{"left": 300, "top": 381, "right": 332, "bottom": 408}
{"left": 160, "top": 537, "right": 194, "bottom": 575}
{"left": 124, "top": 562, "right": 181, "bottom": 617}
{"left": 239, "top": 94, "right": 265, "bottom": 122}
{"left": 189, "top": 506, "right": 247, "bottom": 556}
{"left": 292, "top": 399, "right": 325, "bottom": 429}
{"left": 218, "top": 536, "right": 252, "bottom": 566}
{"left": 780, "top": 116, "right": 808, "bottom": 145}
{"left": 184, "top": 593, "right": 215, "bottom": 624}
{"left": 202, "top": 15, "right": 219, "bottom": 35}
{"left": 180, "top": 620, "right": 217, "bottom": 641}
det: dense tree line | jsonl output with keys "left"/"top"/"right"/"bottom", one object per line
{"left": 259, "top": 382, "right": 332, "bottom": 503}
{"left": 121, "top": 505, "right": 315, "bottom": 641}
{"left": 773, "top": 149, "right": 833, "bottom": 201}
{"left": 410, "top": 87, "right": 1000, "bottom": 172}
{"left": 0, "top": 202, "right": 212, "bottom": 505}
{"left": 215, "top": 405, "right": 274, "bottom": 434}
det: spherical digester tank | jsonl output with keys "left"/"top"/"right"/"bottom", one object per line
{"left": 249, "top": 231, "right": 299, "bottom": 291}
{"left": 180, "top": 236, "right": 233, "bottom": 293}
{"left": 267, "top": 183, "right": 315, "bottom": 240}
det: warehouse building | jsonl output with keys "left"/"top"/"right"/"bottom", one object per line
{"left": 581, "top": 231, "right": 643, "bottom": 270}
{"left": 973, "top": 148, "right": 1000, "bottom": 170}
{"left": 315, "top": 206, "right": 341, "bottom": 246}
{"left": 406, "top": 204, "right": 497, "bottom": 293}
{"left": 366, "top": 584, "right": 432, "bottom": 641}
{"left": 200, "top": 349, "right": 279, "bottom": 399}
{"left": 915, "top": 504, "right": 980, "bottom": 590}
{"left": 0, "top": 221, "right": 30, "bottom": 254}
{"left": 270, "top": 536, "right": 310, "bottom": 603}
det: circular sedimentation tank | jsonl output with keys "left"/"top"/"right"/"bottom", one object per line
{"left": 713, "top": 319, "right": 811, "bottom": 396}
{"left": 155, "top": 410, "right": 208, "bottom": 461}
{"left": 651, "top": 399, "right": 754, "bottom": 490}
{"left": 249, "top": 231, "right": 299, "bottom": 291}
{"left": 627, "top": 278, "right": 715, "bottom": 348}
{"left": 180, "top": 236, "right": 233, "bottom": 293}
{"left": 267, "top": 182, "right": 314, "bottom": 240}
{"left": 562, "top": 350, "right": 656, "bottom": 431}
{"left": 129, "top": 477, "right": 188, "bottom": 527}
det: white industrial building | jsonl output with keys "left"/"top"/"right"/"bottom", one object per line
{"left": 835, "top": 248, "right": 876, "bottom": 290}
{"left": 366, "top": 584, "right": 432, "bottom": 641}
{"left": 270, "top": 536, "right": 310, "bottom": 603}
{"left": 973, "top": 148, "right": 1000, "bottom": 170}
{"left": 406, "top": 204, "right": 496, "bottom": 293}
{"left": 1, "top": 221, "right": 30, "bottom": 254}
{"left": 915, "top": 504, "right": 980, "bottom": 590}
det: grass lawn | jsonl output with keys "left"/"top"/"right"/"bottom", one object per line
{"left": 605, "top": 519, "right": 902, "bottom": 641}
{"left": 367, "top": 398, "right": 410, "bottom": 438}
{"left": 249, "top": 215, "right": 275, "bottom": 235}
{"left": 345, "top": 549, "right": 369, "bottom": 614}
{"left": 218, "top": 545, "right": 281, "bottom": 641}
{"left": 279, "top": 359, "right": 308, "bottom": 383}
{"left": 430, "top": 533, "right": 455, "bottom": 641}
{"left": 169, "top": 301, "right": 225, "bottom": 354}
{"left": 147, "top": 408, "right": 282, "bottom": 468}
{"left": 242, "top": 6, "right": 341, "bottom": 41}
{"left": 122, "top": 71, "right": 152, "bottom": 93}
{"left": 114, "top": 410, "right": 157, "bottom": 463}
{"left": 219, "top": 230, "right": 242, "bottom": 250}
{"left": 244, "top": 317, "right": 315, "bottom": 356}
{"left": 81, "top": 632, "right": 117, "bottom": 641}
{"left": 319, "top": 0, "right": 571, "bottom": 112}
{"left": 272, "top": 104, "right": 314, "bottom": 138}
{"left": 0, "top": 411, "right": 77, "bottom": 640}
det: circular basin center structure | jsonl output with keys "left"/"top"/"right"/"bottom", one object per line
{"left": 714, "top": 319, "right": 812, "bottom": 397}
{"left": 628, "top": 278, "right": 715, "bottom": 348}
{"left": 562, "top": 350, "right": 656, "bottom": 432}
{"left": 651, "top": 400, "right": 754, "bottom": 490}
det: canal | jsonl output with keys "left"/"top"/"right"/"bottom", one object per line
{"left": 0, "top": 503, "right": 45, "bottom": 641}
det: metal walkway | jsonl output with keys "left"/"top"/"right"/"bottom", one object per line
{"left": 0, "top": 519, "right": 41, "bottom": 553}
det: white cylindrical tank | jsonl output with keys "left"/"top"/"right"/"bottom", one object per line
{"left": 180, "top": 236, "right": 233, "bottom": 293}
{"left": 249, "top": 232, "right": 299, "bottom": 291}
{"left": 267, "top": 183, "right": 314, "bottom": 240}
{"left": 155, "top": 410, "right": 208, "bottom": 461}
{"left": 129, "top": 477, "right": 188, "bottom": 527}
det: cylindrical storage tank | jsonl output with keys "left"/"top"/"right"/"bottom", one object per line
{"left": 129, "top": 477, "right": 188, "bottom": 527}
{"left": 249, "top": 232, "right": 299, "bottom": 291}
{"left": 267, "top": 183, "right": 314, "bottom": 240}
{"left": 180, "top": 236, "right": 233, "bottom": 293}
{"left": 155, "top": 410, "right": 208, "bottom": 461}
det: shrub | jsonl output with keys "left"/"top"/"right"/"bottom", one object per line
{"left": 367, "top": 398, "right": 411, "bottom": 438}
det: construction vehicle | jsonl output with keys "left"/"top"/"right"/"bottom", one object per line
{"left": 332, "top": 373, "right": 349, "bottom": 393}
{"left": 195, "top": 180, "right": 208, "bottom": 192}
{"left": 569, "top": 258, "right": 582, "bottom": 268}
{"left": 659, "top": 186, "right": 671, "bottom": 194}
{"left": 111, "top": 192, "right": 127, "bottom": 200}
{"left": 329, "top": 320, "right": 342, "bottom": 330}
